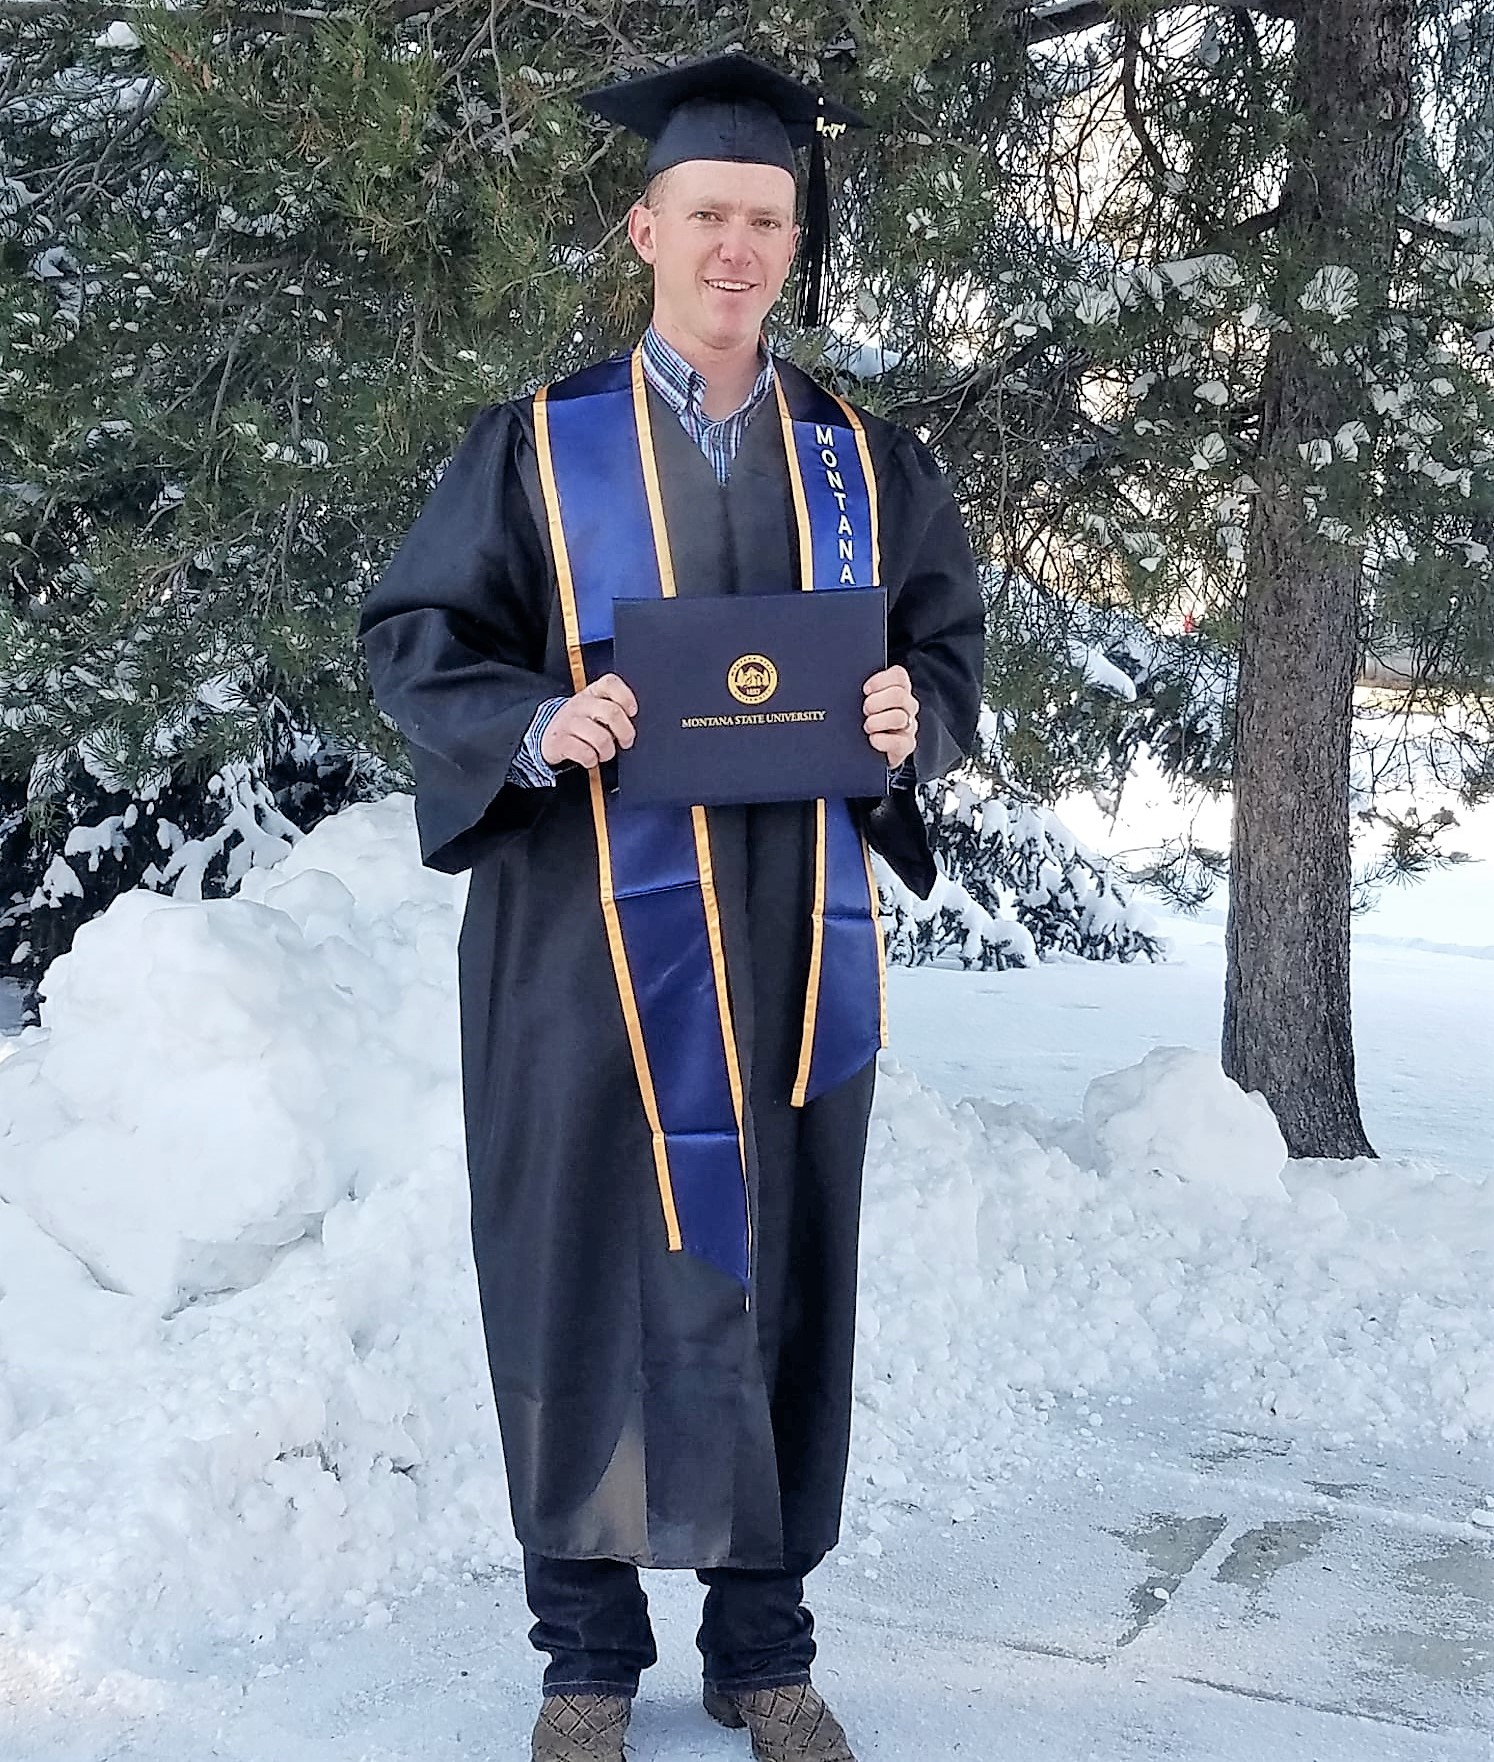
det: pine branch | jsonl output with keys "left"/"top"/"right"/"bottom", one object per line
{"left": 1021, "top": 1, "right": 1300, "bottom": 43}
{"left": 0, "top": 0, "right": 449, "bottom": 28}
{"left": 1119, "top": 29, "right": 1193, "bottom": 220}
{"left": 1395, "top": 209, "right": 1488, "bottom": 245}
{"left": 1207, "top": 202, "right": 1286, "bottom": 248}
{"left": 0, "top": 0, "right": 1305, "bottom": 29}
{"left": 1115, "top": 30, "right": 1287, "bottom": 252}
{"left": 888, "top": 339, "right": 1065, "bottom": 434}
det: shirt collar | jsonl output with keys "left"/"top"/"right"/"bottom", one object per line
{"left": 640, "top": 323, "right": 775, "bottom": 424}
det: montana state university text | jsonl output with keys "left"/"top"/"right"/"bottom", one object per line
{"left": 680, "top": 709, "right": 830, "bottom": 728}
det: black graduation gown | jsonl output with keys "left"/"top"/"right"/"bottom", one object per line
{"left": 357, "top": 356, "right": 984, "bottom": 1569}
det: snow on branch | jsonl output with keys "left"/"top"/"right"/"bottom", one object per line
{"left": 879, "top": 719, "right": 1166, "bottom": 971}
{"left": 1024, "top": 0, "right": 1300, "bottom": 45}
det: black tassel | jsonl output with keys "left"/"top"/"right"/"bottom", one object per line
{"left": 796, "top": 104, "right": 831, "bottom": 328}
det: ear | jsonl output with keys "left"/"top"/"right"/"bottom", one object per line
{"left": 789, "top": 220, "right": 802, "bottom": 259}
{"left": 627, "top": 202, "right": 657, "bottom": 265}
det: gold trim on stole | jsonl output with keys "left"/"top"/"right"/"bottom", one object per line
{"left": 533, "top": 382, "right": 682, "bottom": 1252}
{"left": 629, "top": 350, "right": 752, "bottom": 1280}
{"left": 777, "top": 377, "right": 889, "bottom": 1104}
{"left": 774, "top": 377, "right": 827, "bottom": 1107}
{"left": 830, "top": 392, "right": 890, "bottom": 1053}
{"left": 775, "top": 376, "right": 816, "bottom": 590}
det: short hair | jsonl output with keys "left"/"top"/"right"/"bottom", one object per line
{"left": 641, "top": 166, "right": 677, "bottom": 210}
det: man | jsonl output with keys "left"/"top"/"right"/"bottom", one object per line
{"left": 357, "top": 53, "right": 984, "bottom": 1762}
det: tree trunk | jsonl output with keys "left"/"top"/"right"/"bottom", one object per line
{"left": 1223, "top": 0, "right": 1416, "bottom": 1160}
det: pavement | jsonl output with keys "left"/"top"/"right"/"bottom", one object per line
{"left": 2, "top": 1398, "right": 1488, "bottom": 1761}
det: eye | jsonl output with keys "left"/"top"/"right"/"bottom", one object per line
{"left": 755, "top": 218, "right": 781, "bottom": 229}
{"left": 692, "top": 209, "right": 720, "bottom": 221}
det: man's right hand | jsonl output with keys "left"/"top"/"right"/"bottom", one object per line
{"left": 539, "top": 673, "right": 638, "bottom": 770}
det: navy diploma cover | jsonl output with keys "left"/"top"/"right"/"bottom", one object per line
{"left": 613, "top": 587, "right": 888, "bottom": 807}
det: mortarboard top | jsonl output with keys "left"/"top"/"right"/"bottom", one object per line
{"left": 578, "top": 52, "right": 866, "bottom": 180}
{"left": 577, "top": 52, "right": 869, "bottom": 328}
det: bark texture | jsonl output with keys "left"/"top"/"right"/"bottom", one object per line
{"left": 1223, "top": 0, "right": 1416, "bottom": 1159}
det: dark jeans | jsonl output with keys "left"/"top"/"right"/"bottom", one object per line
{"left": 523, "top": 1548, "right": 827, "bottom": 1698}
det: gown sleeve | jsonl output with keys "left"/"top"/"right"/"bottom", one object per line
{"left": 888, "top": 428, "right": 985, "bottom": 783}
{"left": 856, "top": 425, "right": 986, "bottom": 899}
{"left": 356, "top": 401, "right": 569, "bottom": 874}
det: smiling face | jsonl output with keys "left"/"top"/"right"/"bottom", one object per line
{"left": 627, "top": 159, "right": 800, "bottom": 356}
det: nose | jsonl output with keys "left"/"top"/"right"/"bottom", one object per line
{"left": 715, "top": 218, "right": 756, "bottom": 269}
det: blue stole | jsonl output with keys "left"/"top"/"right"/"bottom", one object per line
{"left": 532, "top": 347, "right": 887, "bottom": 1295}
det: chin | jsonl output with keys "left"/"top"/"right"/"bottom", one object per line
{"left": 706, "top": 318, "right": 759, "bottom": 347}
{"left": 696, "top": 293, "right": 770, "bottom": 337}
{"left": 713, "top": 315, "right": 769, "bottom": 352}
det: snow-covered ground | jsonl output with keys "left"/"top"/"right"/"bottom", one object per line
{"left": 0, "top": 784, "right": 1490, "bottom": 1760}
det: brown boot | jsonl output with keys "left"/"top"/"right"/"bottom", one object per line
{"left": 530, "top": 1691, "right": 631, "bottom": 1761}
{"left": 703, "top": 1682, "right": 857, "bottom": 1761}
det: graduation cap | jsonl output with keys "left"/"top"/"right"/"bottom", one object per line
{"left": 578, "top": 52, "right": 868, "bottom": 328}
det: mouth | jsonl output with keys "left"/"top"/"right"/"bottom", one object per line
{"left": 703, "top": 279, "right": 757, "bottom": 295}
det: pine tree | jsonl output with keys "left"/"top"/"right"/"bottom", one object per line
{"left": 0, "top": 3, "right": 1129, "bottom": 1015}
{"left": 915, "top": 4, "right": 1492, "bottom": 1155}
{"left": 2, "top": 1, "right": 1490, "bottom": 1065}
{"left": 1222, "top": 0, "right": 1415, "bottom": 1159}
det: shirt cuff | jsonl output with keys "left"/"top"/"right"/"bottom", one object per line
{"left": 507, "top": 695, "right": 568, "bottom": 788}
{"left": 887, "top": 755, "right": 917, "bottom": 791}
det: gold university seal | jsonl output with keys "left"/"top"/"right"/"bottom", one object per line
{"left": 726, "top": 654, "right": 779, "bottom": 706}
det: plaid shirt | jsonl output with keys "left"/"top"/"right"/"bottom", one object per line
{"left": 639, "top": 322, "right": 777, "bottom": 486}
{"left": 508, "top": 333, "right": 915, "bottom": 790}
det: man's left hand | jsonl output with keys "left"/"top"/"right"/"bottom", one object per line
{"left": 863, "top": 664, "right": 919, "bottom": 768}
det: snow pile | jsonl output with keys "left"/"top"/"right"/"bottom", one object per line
{"left": 850, "top": 1061, "right": 1491, "bottom": 1544}
{"left": 1, "top": 794, "right": 1489, "bottom": 1671}
{"left": 0, "top": 798, "right": 514, "bottom": 1666}
{"left": 1081, "top": 1045, "right": 1288, "bottom": 1198}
